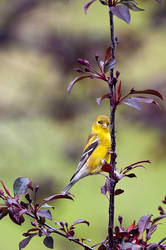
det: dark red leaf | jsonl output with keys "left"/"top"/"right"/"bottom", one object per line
{"left": 118, "top": 215, "right": 123, "bottom": 226}
{"left": 72, "top": 219, "right": 90, "bottom": 227}
{"left": 27, "top": 228, "right": 40, "bottom": 233}
{"left": 131, "top": 89, "right": 163, "bottom": 100}
{"left": 43, "top": 194, "right": 73, "bottom": 202}
{"left": 110, "top": 5, "right": 130, "bottom": 24}
{"left": 152, "top": 214, "right": 166, "bottom": 225}
{"left": 67, "top": 75, "right": 92, "bottom": 94}
{"left": 13, "top": 177, "right": 31, "bottom": 196}
{"left": 0, "top": 208, "right": 8, "bottom": 220}
{"left": 1, "top": 181, "right": 11, "bottom": 196}
{"left": 25, "top": 193, "right": 32, "bottom": 204}
{"left": 43, "top": 236, "right": 54, "bottom": 249}
{"left": 37, "top": 209, "right": 52, "bottom": 220}
{"left": 96, "top": 93, "right": 111, "bottom": 105}
{"left": 99, "top": 0, "right": 108, "bottom": 5}
{"left": 137, "top": 214, "right": 152, "bottom": 235}
{"left": 84, "top": 0, "right": 97, "bottom": 14}
{"left": 98, "top": 244, "right": 106, "bottom": 250}
{"left": 158, "top": 205, "right": 165, "bottom": 215}
{"left": 116, "top": 231, "right": 130, "bottom": 238}
{"left": 101, "top": 163, "right": 113, "bottom": 173}
{"left": 19, "top": 234, "right": 37, "bottom": 250}
{"left": 104, "top": 47, "right": 111, "bottom": 63}
{"left": 125, "top": 173, "right": 137, "bottom": 178}
{"left": 115, "top": 189, "right": 124, "bottom": 196}
{"left": 162, "top": 196, "right": 166, "bottom": 204}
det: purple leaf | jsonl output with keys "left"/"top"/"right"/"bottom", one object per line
{"left": 146, "top": 224, "right": 157, "bottom": 240}
{"left": 123, "top": 96, "right": 160, "bottom": 110}
{"left": 158, "top": 237, "right": 166, "bottom": 245}
{"left": 37, "top": 209, "right": 52, "bottom": 220}
{"left": 146, "top": 243, "right": 158, "bottom": 250}
{"left": 101, "top": 178, "right": 110, "bottom": 195}
{"left": 55, "top": 221, "right": 65, "bottom": 227}
{"left": 121, "top": 1, "right": 144, "bottom": 11}
{"left": 9, "top": 206, "right": 25, "bottom": 225}
{"left": 101, "top": 185, "right": 107, "bottom": 195}
{"left": 104, "top": 58, "right": 116, "bottom": 73}
{"left": 67, "top": 75, "right": 92, "bottom": 94}
{"left": 19, "top": 234, "right": 37, "bottom": 250}
{"left": 155, "top": 0, "right": 162, "bottom": 3}
{"left": 96, "top": 93, "right": 111, "bottom": 105}
{"left": 121, "top": 242, "right": 141, "bottom": 249}
{"left": 137, "top": 214, "right": 152, "bottom": 235}
{"left": 13, "top": 177, "right": 31, "bottom": 196}
{"left": 110, "top": 5, "right": 130, "bottom": 24}
{"left": 130, "top": 96, "right": 159, "bottom": 106}
{"left": 43, "top": 236, "right": 54, "bottom": 249}
{"left": 72, "top": 219, "right": 90, "bottom": 227}
{"left": 43, "top": 194, "right": 73, "bottom": 202}
{"left": 84, "top": 0, "right": 97, "bottom": 14}
{"left": 123, "top": 97, "right": 141, "bottom": 110}
{"left": 131, "top": 89, "right": 163, "bottom": 100}
{"left": 115, "top": 189, "right": 124, "bottom": 196}
{"left": 42, "top": 203, "right": 54, "bottom": 209}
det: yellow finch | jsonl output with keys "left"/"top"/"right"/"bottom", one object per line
{"left": 62, "top": 115, "right": 111, "bottom": 194}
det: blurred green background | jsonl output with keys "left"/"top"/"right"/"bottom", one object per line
{"left": 0, "top": 0, "right": 166, "bottom": 249}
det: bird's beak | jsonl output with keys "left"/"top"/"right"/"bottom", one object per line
{"left": 102, "top": 123, "right": 108, "bottom": 129}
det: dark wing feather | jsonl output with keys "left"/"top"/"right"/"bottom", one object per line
{"left": 70, "top": 136, "right": 98, "bottom": 181}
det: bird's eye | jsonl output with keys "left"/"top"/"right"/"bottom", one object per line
{"left": 98, "top": 120, "right": 103, "bottom": 124}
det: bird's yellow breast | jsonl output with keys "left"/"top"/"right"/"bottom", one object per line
{"left": 87, "top": 132, "right": 111, "bottom": 174}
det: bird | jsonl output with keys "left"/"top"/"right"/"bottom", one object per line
{"left": 62, "top": 115, "right": 111, "bottom": 194}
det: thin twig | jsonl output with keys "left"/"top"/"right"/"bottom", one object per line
{"left": 26, "top": 213, "right": 94, "bottom": 250}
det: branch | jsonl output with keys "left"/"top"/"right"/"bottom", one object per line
{"left": 26, "top": 213, "right": 94, "bottom": 250}
{"left": 108, "top": 4, "right": 117, "bottom": 250}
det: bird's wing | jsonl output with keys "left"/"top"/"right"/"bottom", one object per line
{"left": 70, "top": 133, "right": 98, "bottom": 181}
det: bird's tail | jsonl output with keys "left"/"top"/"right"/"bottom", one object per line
{"left": 61, "top": 182, "right": 74, "bottom": 194}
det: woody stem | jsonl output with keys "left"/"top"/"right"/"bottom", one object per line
{"left": 108, "top": 6, "right": 117, "bottom": 250}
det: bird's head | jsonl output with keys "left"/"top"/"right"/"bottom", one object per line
{"left": 92, "top": 115, "right": 110, "bottom": 133}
